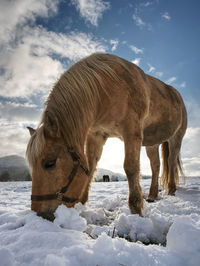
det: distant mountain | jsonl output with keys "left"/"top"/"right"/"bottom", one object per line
{"left": 0, "top": 155, "right": 149, "bottom": 183}
{"left": 94, "top": 168, "right": 127, "bottom": 182}
{"left": 0, "top": 155, "right": 31, "bottom": 182}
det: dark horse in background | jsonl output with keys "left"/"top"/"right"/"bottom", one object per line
{"left": 103, "top": 175, "right": 110, "bottom": 182}
{"left": 26, "top": 53, "right": 187, "bottom": 220}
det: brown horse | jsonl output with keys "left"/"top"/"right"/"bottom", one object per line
{"left": 26, "top": 53, "right": 187, "bottom": 220}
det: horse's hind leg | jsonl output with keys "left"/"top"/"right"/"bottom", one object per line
{"left": 145, "top": 144, "right": 160, "bottom": 201}
{"left": 167, "top": 134, "right": 183, "bottom": 195}
{"left": 81, "top": 132, "right": 108, "bottom": 203}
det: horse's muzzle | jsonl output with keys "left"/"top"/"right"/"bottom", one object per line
{"left": 37, "top": 211, "right": 55, "bottom": 221}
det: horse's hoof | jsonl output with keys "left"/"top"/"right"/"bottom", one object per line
{"left": 168, "top": 186, "right": 176, "bottom": 196}
{"left": 168, "top": 192, "right": 176, "bottom": 196}
{"left": 146, "top": 198, "right": 155, "bottom": 203}
{"left": 168, "top": 188, "right": 176, "bottom": 196}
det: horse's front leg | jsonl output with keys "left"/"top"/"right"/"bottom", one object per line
{"left": 123, "top": 122, "right": 143, "bottom": 216}
{"left": 81, "top": 132, "right": 108, "bottom": 204}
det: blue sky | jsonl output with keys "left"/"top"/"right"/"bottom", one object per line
{"left": 0, "top": 0, "right": 200, "bottom": 176}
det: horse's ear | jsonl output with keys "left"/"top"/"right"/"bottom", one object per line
{"left": 27, "top": 127, "right": 36, "bottom": 136}
{"left": 44, "top": 111, "right": 60, "bottom": 138}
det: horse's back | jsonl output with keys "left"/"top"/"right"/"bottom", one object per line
{"left": 85, "top": 54, "right": 187, "bottom": 145}
{"left": 90, "top": 54, "right": 150, "bottom": 137}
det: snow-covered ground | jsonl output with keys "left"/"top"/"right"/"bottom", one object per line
{"left": 0, "top": 177, "right": 200, "bottom": 266}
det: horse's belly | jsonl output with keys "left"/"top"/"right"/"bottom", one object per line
{"left": 142, "top": 120, "right": 179, "bottom": 146}
{"left": 91, "top": 123, "right": 123, "bottom": 140}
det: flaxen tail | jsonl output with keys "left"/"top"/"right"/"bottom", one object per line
{"left": 160, "top": 142, "right": 185, "bottom": 190}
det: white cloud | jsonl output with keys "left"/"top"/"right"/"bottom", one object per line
{"left": 0, "top": 0, "right": 109, "bottom": 158}
{"left": 132, "top": 7, "right": 152, "bottom": 31}
{"left": 0, "top": 0, "right": 61, "bottom": 98}
{"left": 183, "top": 127, "right": 200, "bottom": 156}
{"left": 0, "top": 41, "right": 64, "bottom": 98}
{"left": 0, "top": 101, "right": 42, "bottom": 157}
{"left": 181, "top": 127, "right": 200, "bottom": 176}
{"left": 147, "top": 63, "right": 155, "bottom": 73}
{"left": 162, "top": 12, "right": 171, "bottom": 21}
{"left": 156, "top": 72, "right": 163, "bottom": 77}
{"left": 133, "top": 13, "right": 146, "bottom": 27}
{"left": 132, "top": 9, "right": 146, "bottom": 28}
{"left": 185, "top": 127, "right": 200, "bottom": 140}
{"left": 132, "top": 58, "right": 141, "bottom": 66}
{"left": 130, "top": 45, "right": 143, "bottom": 54}
{"left": 0, "top": 0, "right": 60, "bottom": 157}
{"left": 0, "top": 101, "right": 41, "bottom": 124}
{"left": 142, "top": 2, "right": 153, "bottom": 7}
{"left": 0, "top": 125, "right": 30, "bottom": 157}
{"left": 182, "top": 157, "right": 200, "bottom": 176}
{"left": 0, "top": 20, "right": 107, "bottom": 99}
{"left": 166, "top": 76, "right": 177, "bottom": 84}
{"left": 146, "top": 63, "right": 163, "bottom": 78}
{"left": 0, "top": 0, "right": 59, "bottom": 44}
{"left": 26, "top": 27, "right": 106, "bottom": 61}
{"left": 185, "top": 100, "right": 200, "bottom": 128}
{"left": 110, "top": 39, "right": 119, "bottom": 51}
{"left": 180, "top": 81, "right": 186, "bottom": 88}
{"left": 71, "top": 0, "right": 110, "bottom": 26}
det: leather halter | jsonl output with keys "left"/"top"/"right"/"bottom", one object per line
{"left": 31, "top": 147, "right": 89, "bottom": 203}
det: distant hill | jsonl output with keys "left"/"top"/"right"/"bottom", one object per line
{"left": 94, "top": 168, "right": 127, "bottom": 182}
{"left": 0, "top": 155, "right": 31, "bottom": 182}
{"left": 0, "top": 155, "right": 150, "bottom": 182}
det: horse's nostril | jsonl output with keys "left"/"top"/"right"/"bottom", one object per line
{"left": 37, "top": 211, "right": 55, "bottom": 221}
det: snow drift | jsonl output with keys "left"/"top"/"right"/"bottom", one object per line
{"left": 0, "top": 177, "right": 200, "bottom": 266}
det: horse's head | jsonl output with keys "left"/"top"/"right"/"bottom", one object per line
{"left": 26, "top": 114, "right": 89, "bottom": 221}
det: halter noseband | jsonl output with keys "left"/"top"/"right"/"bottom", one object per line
{"left": 31, "top": 147, "right": 90, "bottom": 203}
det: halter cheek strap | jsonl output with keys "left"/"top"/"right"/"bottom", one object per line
{"left": 31, "top": 147, "right": 90, "bottom": 203}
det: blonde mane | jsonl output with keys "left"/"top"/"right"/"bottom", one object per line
{"left": 26, "top": 53, "right": 121, "bottom": 166}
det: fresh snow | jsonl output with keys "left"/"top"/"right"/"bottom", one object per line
{"left": 0, "top": 177, "right": 200, "bottom": 266}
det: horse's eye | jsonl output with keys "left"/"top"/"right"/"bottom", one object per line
{"left": 43, "top": 159, "right": 56, "bottom": 169}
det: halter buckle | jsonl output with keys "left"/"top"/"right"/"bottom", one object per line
{"left": 56, "top": 192, "right": 64, "bottom": 201}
